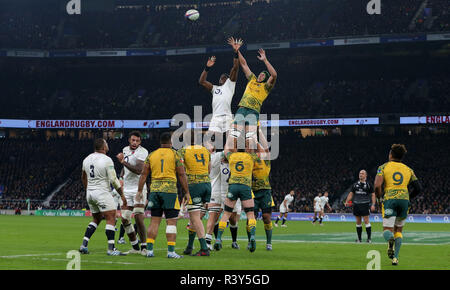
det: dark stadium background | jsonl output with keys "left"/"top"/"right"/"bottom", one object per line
{"left": 0, "top": 0, "right": 448, "bottom": 216}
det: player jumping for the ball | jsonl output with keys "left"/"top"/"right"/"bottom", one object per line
{"left": 199, "top": 37, "right": 240, "bottom": 152}
{"left": 199, "top": 37, "right": 243, "bottom": 250}
{"left": 225, "top": 38, "right": 277, "bottom": 152}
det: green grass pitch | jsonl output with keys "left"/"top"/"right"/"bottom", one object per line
{"left": 0, "top": 215, "right": 448, "bottom": 270}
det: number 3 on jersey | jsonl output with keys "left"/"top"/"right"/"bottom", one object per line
{"left": 89, "top": 165, "right": 95, "bottom": 178}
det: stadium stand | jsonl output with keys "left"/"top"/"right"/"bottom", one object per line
{"left": 0, "top": 132, "right": 448, "bottom": 215}
{"left": 0, "top": 0, "right": 448, "bottom": 217}
{"left": 1, "top": 48, "right": 449, "bottom": 120}
{"left": 0, "top": 0, "right": 449, "bottom": 50}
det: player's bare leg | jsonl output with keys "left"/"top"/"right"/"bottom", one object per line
{"left": 392, "top": 225, "right": 403, "bottom": 265}
{"left": 214, "top": 199, "right": 237, "bottom": 251}
{"left": 166, "top": 217, "right": 182, "bottom": 258}
{"left": 187, "top": 206, "right": 210, "bottom": 256}
{"left": 355, "top": 216, "right": 363, "bottom": 243}
{"left": 133, "top": 204, "right": 147, "bottom": 255}
{"left": 275, "top": 212, "right": 283, "bottom": 226}
{"left": 281, "top": 212, "right": 288, "bottom": 227}
{"left": 121, "top": 205, "right": 140, "bottom": 253}
{"left": 229, "top": 212, "right": 240, "bottom": 249}
{"left": 241, "top": 199, "right": 257, "bottom": 253}
{"left": 318, "top": 211, "right": 324, "bottom": 226}
{"left": 312, "top": 211, "right": 318, "bottom": 225}
{"left": 363, "top": 215, "right": 372, "bottom": 243}
{"left": 383, "top": 225, "right": 395, "bottom": 260}
{"left": 184, "top": 204, "right": 206, "bottom": 255}
{"left": 79, "top": 212, "right": 103, "bottom": 254}
{"left": 145, "top": 216, "right": 161, "bottom": 257}
{"left": 205, "top": 203, "right": 221, "bottom": 250}
{"left": 104, "top": 210, "right": 126, "bottom": 256}
{"left": 262, "top": 212, "right": 273, "bottom": 250}
{"left": 224, "top": 124, "right": 238, "bottom": 152}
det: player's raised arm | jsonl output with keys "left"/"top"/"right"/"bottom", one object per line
{"left": 198, "top": 56, "right": 215, "bottom": 92}
{"left": 257, "top": 49, "right": 277, "bottom": 89}
{"left": 227, "top": 37, "right": 241, "bottom": 82}
{"left": 228, "top": 37, "right": 253, "bottom": 79}
{"left": 237, "top": 49, "right": 253, "bottom": 80}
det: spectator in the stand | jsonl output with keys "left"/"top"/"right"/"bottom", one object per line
{"left": 1, "top": 133, "right": 447, "bottom": 215}
{"left": 1, "top": 56, "right": 449, "bottom": 121}
{"left": 0, "top": 0, "right": 449, "bottom": 50}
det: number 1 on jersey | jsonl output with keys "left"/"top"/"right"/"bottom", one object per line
{"left": 161, "top": 159, "right": 164, "bottom": 173}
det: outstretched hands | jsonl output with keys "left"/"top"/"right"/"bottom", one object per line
{"left": 227, "top": 37, "right": 243, "bottom": 52}
{"left": 257, "top": 48, "right": 267, "bottom": 61}
{"left": 206, "top": 56, "right": 216, "bottom": 67}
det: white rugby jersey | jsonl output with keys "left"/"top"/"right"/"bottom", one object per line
{"left": 211, "top": 78, "right": 235, "bottom": 117}
{"left": 320, "top": 196, "right": 329, "bottom": 208}
{"left": 284, "top": 194, "right": 294, "bottom": 207}
{"left": 82, "top": 152, "right": 115, "bottom": 193}
{"left": 314, "top": 196, "right": 322, "bottom": 207}
{"left": 122, "top": 145, "right": 148, "bottom": 193}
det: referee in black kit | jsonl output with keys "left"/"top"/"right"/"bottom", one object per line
{"left": 344, "top": 170, "right": 376, "bottom": 243}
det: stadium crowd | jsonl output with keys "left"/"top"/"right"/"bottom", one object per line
{"left": 0, "top": 137, "right": 92, "bottom": 203}
{"left": 1, "top": 52, "right": 449, "bottom": 121}
{"left": 1, "top": 0, "right": 449, "bottom": 50}
{"left": 0, "top": 132, "right": 448, "bottom": 215}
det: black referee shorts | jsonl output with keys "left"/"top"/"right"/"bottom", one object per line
{"left": 353, "top": 203, "right": 370, "bottom": 217}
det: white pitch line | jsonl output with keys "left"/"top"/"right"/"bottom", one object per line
{"left": 219, "top": 237, "right": 450, "bottom": 246}
{"left": 38, "top": 257, "right": 141, "bottom": 265}
{"left": 0, "top": 253, "right": 64, "bottom": 259}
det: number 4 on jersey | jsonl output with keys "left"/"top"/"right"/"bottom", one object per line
{"left": 194, "top": 154, "right": 205, "bottom": 166}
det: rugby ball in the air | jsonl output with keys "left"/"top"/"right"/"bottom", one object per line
{"left": 185, "top": 9, "right": 199, "bottom": 21}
